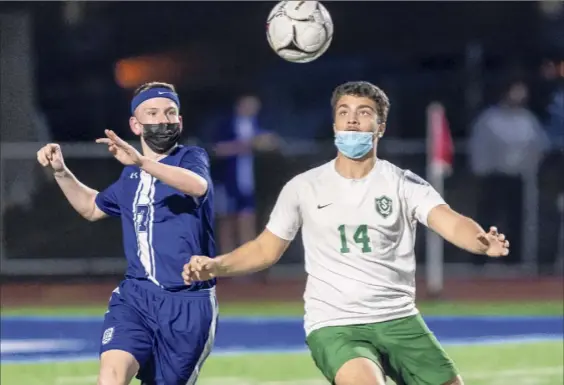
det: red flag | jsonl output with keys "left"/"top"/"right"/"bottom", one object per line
{"left": 427, "top": 102, "right": 454, "bottom": 176}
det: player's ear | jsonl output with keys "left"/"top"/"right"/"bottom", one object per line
{"left": 178, "top": 115, "right": 183, "bottom": 131}
{"left": 129, "top": 116, "right": 142, "bottom": 136}
{"left": 376, "top": 123, "right": 386, "bottom": 138}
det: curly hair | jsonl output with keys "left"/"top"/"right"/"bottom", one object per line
{"left": 330, "top": 81, "right": 390, "bottom": 123}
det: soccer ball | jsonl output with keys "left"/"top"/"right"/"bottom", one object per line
{"left": 266, "top": 1, "right": 334, "bottom": 63}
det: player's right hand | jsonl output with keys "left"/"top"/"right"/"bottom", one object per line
{"left": 36, "top": 143, "right": 66, "bottom": 173}
{"left": 182, "top": 255, "right": 219, "bottom": 284}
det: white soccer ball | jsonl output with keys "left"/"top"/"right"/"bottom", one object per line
{"left": 266, "top": 1, "right": 334, "bottom": 63}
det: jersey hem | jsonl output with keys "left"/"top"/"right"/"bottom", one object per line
{"left": 265, "top": 223, "right": 295, "bottom": 241}
{"left": 129, "top": 278, "right": 216, "bottom": 298}
{"left": 94, "top": 199, "right": 120, "bottom": 218}
{"left": 304, "top": 307, "right": 419, "bottom": 336}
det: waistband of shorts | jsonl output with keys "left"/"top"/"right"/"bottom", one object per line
{"left": 129, "top": 278, "right": 217, "bottom": 298}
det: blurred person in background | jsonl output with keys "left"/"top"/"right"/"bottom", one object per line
{"left": 212, "top": 93, "right": 280, "bottom": 260}
{"left": 534, "top": 57, "right": 564, "bottom": 271}
{"left": 469, "top": 79, "right": 550, "bottom": 266}
{"left": 36, "top": 81, "right": 217, "bottom": 385}
{"left": 538, "top": 58, "right": 564, "bottom": 146}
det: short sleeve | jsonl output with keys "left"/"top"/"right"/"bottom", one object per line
{"left": 402, "top": 170, "right": 447, "bottom": 226}
{"left": 179, "top": 147, "right": 212, "bottom": 201}
{"left": 95, "top": 180, "right": 121, "bottom": 217}
{"left": 266, "top": 178, "right": 303, "bottom": 241}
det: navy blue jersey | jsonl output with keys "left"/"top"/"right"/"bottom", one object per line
{"left": 95, "top": 145, "right": 216, "bottom": 291}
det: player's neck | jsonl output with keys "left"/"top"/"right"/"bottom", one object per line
{"left": 335, "top": 152, "right": 377, "bottom": 180}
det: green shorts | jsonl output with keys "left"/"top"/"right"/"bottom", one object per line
{"left": 306, "top": 314, "right": 458, "bottom": 385}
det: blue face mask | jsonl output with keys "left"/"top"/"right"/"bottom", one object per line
{"left": 334, "top": 131, "right": 375, "bottom": 159}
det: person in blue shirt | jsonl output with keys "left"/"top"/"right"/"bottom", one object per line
{"left": 36, "top": 81, "right": 217, "bottom": 385}
{"left": 212, "top": 94, "right": 279, "bottom": 258}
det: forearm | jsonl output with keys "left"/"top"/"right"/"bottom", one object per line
{"left": 139, "top": 158, "right": 208, "bottom": 197}
{"left": 216, "top": 239, "right": 278, "bottom": 277}
{"left": 54, "top": 169, "right": 99, "bottom": 220}
{"left": 448, "top": 215, "right": 489, "bottom": 255}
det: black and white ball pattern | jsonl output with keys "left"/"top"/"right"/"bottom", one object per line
{"left": 266, "top": 1, "right": 334, "bottom": 63}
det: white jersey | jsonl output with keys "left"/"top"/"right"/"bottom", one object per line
{"left": 266, "top": 159, "right": 447, "bottom": 335}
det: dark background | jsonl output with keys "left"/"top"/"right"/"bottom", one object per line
{"left": 1, "top": 1, "right": 563, "bottom": 279}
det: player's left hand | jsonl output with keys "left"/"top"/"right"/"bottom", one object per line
{"left": 477, "top": 226, "right": 510, "bottom": 257}
{"left": 182, "top": 255, "right": 220, "bottom": 284}
{"left": 96, "top": 129, "right": 144, "bottom": 166}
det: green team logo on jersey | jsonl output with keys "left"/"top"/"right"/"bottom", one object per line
{"left": 375, "top": 196, "right": 393, "bottom": 218}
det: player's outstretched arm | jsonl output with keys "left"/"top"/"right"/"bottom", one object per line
{"left": 184, "top": 176, "right": 301, "bottom": 284}
{"left": 427, "top": 205, "right": 509, "bottom": 257}
{"left": 37, "top": 143, "right": 107, "bottom": 222}
{"left": 183, "top": 229, "right": 290, "bottom": 283}
{"left": 54, "top": 169, "right": 109, "bottom": 222}
{"left": 403, "top": 170, "right": 509, "bottom": 258}
{"left": 97, "top": 130, "right": 208, "bottom": 198}
{"left": 216, "top": 229, "right": 290, "bottom": 275}
{"left": 140, "top": 158, "right": 208, "bottom": 197}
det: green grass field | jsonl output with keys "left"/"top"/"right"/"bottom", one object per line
{"left": 2, "top": 342, "right": 563, "bottom": 385}
{"left": 2, "top": 301, "right": 563, "bottom": 385}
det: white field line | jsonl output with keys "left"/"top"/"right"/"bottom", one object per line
{"left": 0, "top": 339, "right": 85, "bottom": 354}
{"left": 464, "top": 366, "right": 563, "bottom": 380}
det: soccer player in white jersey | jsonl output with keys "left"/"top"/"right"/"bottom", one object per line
{"left": 182, "top": 81, "right": 510, "bottom": 385}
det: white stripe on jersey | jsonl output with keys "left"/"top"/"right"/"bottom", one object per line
{"left": 147, "top": 177, "right": 157, "bottom": 279}
{"left": 133, "top": 171, "right": 159, "bottom": 285}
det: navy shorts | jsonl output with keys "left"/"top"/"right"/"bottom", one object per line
{"left": 99, "top": 279, "right": 218, "bottom": 385}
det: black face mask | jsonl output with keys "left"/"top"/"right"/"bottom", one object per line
{"left": 141, "top": 123, "right": 181, "bottom": 154}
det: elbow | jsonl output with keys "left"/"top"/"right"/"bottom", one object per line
{"left": 178, "top": 171, "right": 209, "bottom": 198}
{"left": 256, "top": 236, "right": 285, "bottom": 267}
{"left": 81, "top": 209, "right": 98, "bottom": 222}
{"left": 197, "top": 179, "right": 209, "bottom": 197}
{"left": 84, "top": 211, "right": 102, "bottom": 222}
{"left": 190, "top": 179, "right": 208, "bottom": 198}
{"left": 84, "top": 199, "right": 104, "bottom": 222}
{"left": 83, "top": 211, "right": 100, "bottom": 222}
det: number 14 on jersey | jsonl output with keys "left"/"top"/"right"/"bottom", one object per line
{"left": 338, "top": 224, "right": 373, "bottom": 253}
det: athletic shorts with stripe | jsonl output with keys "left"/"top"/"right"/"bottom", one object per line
{"left": 306, "top": 314, "right": 458, "bottom": 385}
{"left": 100, "top": 278, "right": 218, "bottom": 385}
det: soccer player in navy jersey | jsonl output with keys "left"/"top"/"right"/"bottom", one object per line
{"left": 36, "top": 81, "right": 218, "bottom": 385}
